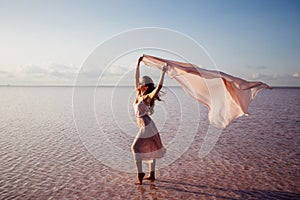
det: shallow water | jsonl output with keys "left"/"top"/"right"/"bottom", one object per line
{"left": 0, "top": 86, "right": 299, "bottom": 199}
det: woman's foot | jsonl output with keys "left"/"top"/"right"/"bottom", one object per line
{"left": 137, "top": 172, "right": 145, "bottom": 185}
{"left": 145, "top": 171, "right": 155, "bottom": 181}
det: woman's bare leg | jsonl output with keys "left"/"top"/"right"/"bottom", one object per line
{"left": 150, "top": 159, "right": 156, "bottom": 172}
{"left": 135, "top": 159, "right": 143, "bottom": 173}
{"left": 135, "top": 159, "right": 145, "bottom": 185}
{"left": 145, "top": 159, "right": 156, "bottom": 180}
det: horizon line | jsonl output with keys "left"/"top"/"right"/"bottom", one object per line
{"left": 0, "top": 84, "right": 299, "bottom": 89}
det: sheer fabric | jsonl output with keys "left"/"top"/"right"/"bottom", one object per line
{"left": 142, "top": 54, "right": 270, "bottom": 129}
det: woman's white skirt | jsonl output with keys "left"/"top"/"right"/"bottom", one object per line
{"left": 131, "top": 118, "right": 166, "bottom": 161}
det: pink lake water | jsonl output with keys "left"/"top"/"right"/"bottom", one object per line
{"left": 0, "top": 86, "right": 299, "bottom": 199}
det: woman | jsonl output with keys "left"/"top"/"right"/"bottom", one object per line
{"left": 131, "top": 56, "right": 167, "bottom": 185}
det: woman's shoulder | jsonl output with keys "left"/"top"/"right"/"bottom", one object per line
{"left": 136, "top": 88, "right": 140, "bottom": 95}
{"left": 136, "top": 94, "right": 151, "bottom": 105}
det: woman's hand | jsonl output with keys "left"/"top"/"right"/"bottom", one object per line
{"left": 162, "top": 63, "right": 168, "bottom": 72}
{"left": 138, "top": 56, "right": 143, "bottom": 64}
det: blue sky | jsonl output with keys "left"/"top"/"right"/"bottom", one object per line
{"left": 0, "top": 0, "right": 299, "bottom": 86}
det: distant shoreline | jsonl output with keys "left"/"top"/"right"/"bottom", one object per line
{"left": 0, "top": 85, "right": 299, "bottom": 89}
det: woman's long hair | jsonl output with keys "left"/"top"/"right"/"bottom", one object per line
{"left": 139, "top": 76, "right": 163, "bottom": 114}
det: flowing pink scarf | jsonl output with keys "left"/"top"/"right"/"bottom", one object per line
{"left": 142, "top": 54, "right": 270, "bottom": 128}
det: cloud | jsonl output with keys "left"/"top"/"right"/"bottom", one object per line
{"left": 105, "top": 64, "right": 132, "bottom": 76}
{"left": 246, "top": 65, "right": 268, "bottom": 70}
{"left": 78, "top": 63, "right": 102, "bottom": 79}
{"left": 284, "top": 72, "right": 300, "bottom": 79}
{"left": 22, "top": 64, "right": 49, "bottom": 75}
{"left": 251, "top": 72, "right": 269, "bottom": 79}
{"left": 0, "top": 70, "right": 15, "bottom": 79}
{"left": 21, "top": 63, "right": 78, "bottom": 80}
{"left": 1, "top": 62, "right": 298, "bottom": 86}
{"left": 0, "top": 63, "right": 81, "bottom": 85}
{"left": 247, "top": 72, "right": 300, "bottom": 86}
{"left": 292, "top": 72, "right": 299, "bottom": 78}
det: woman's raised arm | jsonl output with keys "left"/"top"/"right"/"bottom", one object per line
{"left": 135, "top": 56, "right": 143, "bottom": 90}
{"left": 148, "top": 64, "right": 167, "bottom": 100}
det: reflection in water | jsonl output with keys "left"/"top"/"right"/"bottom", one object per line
{"left": 137, "top": 182, "right": 158, "bottom": 200}
{"left": 138, "top": 179, "right": 300, "bottom": 200}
